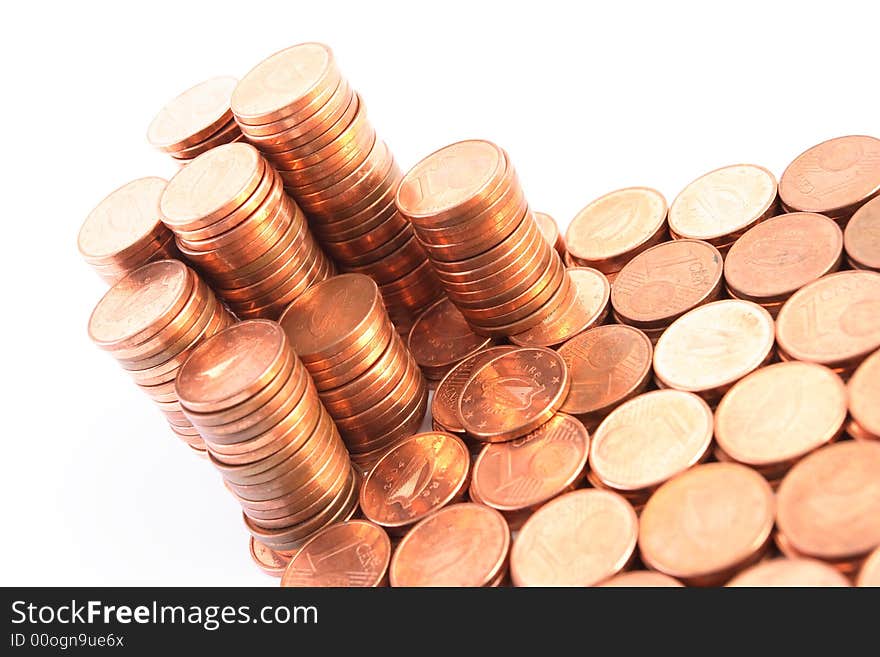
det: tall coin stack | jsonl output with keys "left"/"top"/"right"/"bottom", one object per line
{"left": 159, "top": 142, "right": 334, "bottom": 320}
{"left": 396, "top": 139, "right": 572, "bottom": 337}
{"left": 230, "top": 42, "right": 443, "bottom": 334}
{"left": 87, "top": 260, "right": 235, "bottom": 453}
{"left": 175, "top": 320, "right": 358, "bottom": 553}
{"left": 279, "top": 274, "right": 428, "bottom": 475}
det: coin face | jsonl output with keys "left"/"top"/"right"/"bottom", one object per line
{"left": 396, "top": 140, "right": 504, "bottom": 218}
{"left": 471, "top": 414, "right": 589, "bottom": 511}
{"left": 598, "top": 571, "right": 683, "bottom": 587}
{"left": 848, "top": 349, "right": 880, "bottom": 439}
{"left": 590, "top": 390, "right": 713, "bottom": 492}
{"left": 726, "top": 558, "right": 851, "bottom": 587}
{"left": 857, "top": 547, "right": 880, "bottom": 586}
{"left": 566, "top": 187, "right": 667, "bottom": 267}
{"left": 668, "top": 164, "right": 777, "bottom": 242}
{"left": 511, "top": 489, "right": 638, "bottom": 586}
{"left": 776, "top": 270, "right": 880, "bottom": 367}
{"left": 611, "top": 239, "right": 723, "bottom": 327}
{"left": 359, "top": 432, "right": 470, "bottom": 531}
{"left": 280, "top": 520, "right": 390, "bottom": 587}
{"left": 724, "top": 212, "right": 843, "bottom": 301}
{"left": 653, "top": 299, "right": 774, "bottom": 397}
{"left": 147, "top": 76, "right": 237, "bottom": 151}
{"left": 845, "top": 195, "right": 880, "bottom": 270}
{"left": 779, "top": 135, "right": 880, "bottom": 215}
{"left": 408, "top": 297, "right": 492, "bottom": 368}
{"left": 558, "top": 324, "right": 653, "bottom": 417}
{"left": 458, "top": 347, "right": 570, "bottom": 441}
{"left": 776, "top": 441, "right": 880, "bottom": 562}
{"left": 639, "top": 462, "right": 775, "bottom": 583}
{"left": 389, "top": 503, "right": 509, "bottom": 586}
{"left": 715, "top": 362, "right": 846, "bottom": 466}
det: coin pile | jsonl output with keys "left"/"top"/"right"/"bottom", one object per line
{"left": 147, "top": 76, "right": 242, "bottom": 164}
{"left": 159, "top": 142, "right": 334, "bottom": 319}
{"left": 278, "top": 274, "right": 427, "bottom": 474}
{"left": 87, "top": 259, "right": 234, "bottom": 452}
{"left": 396, "top": 139, "right": 571, "bottom": 337}
{"left": 78, "top": 177, "right": 180, "bottom": 283}
{"left": 175, "top": 320, "right": 358, "bottom": 553}
{"left": 230, "top": 43, "right": 442, "bottom": 333}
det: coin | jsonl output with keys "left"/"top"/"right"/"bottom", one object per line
{"left": 779, "top": 135, "right": 880, "bottom": 222}
{"left": 510, "top": 489, "right": 638, "bottom": 586}
{"left": 857, "top": 547, "right": 880, "bottom": 586}
{"left": 639, "top": 462, "right": 774, "bottom": 586}
{"left": 534, "top": 211, "right": 567, "bottom": 258}
{"left": 597, "top": 571, "right": 683, "bottom": 587}
{"left": 845, "top": 195, "right": 880, "bottom": 271}
{"left": 668, "top": 164, "right": 778, "bottom": 250}
{"left": 590, "top": 390, "right": 712, "bottom": 502}
{"left": 776, "top": 441, "right": 880, "bottom": 564}
{"left": 557, "top": 324, "right": 653, "bottom": 427}
{"left": 725, "top": 558, "right": 851, "bottom": 587}
{"left": 776, "top": 270, "right": 880, "bottom": 375}
{"left": 724, "top": 212, "right": 843, "bottom": 312}
{"left": 359, "top": 432, "right": 470, "bottom": 534}
{"left": 847, "top": 348, "right": 880, "bottom": 441}
{"left": 566, "top": 187, "right": 668, "bottom": 274}
{"left": 471, "top": 413, "right": 589, "bottom": 514}
{"left": 458, "top": 347, "right": 570, "bottom": 442}
{"left": 389, "top": 503, "right": 509, "bottom": 587}
{"left": 249, "top": 536, "right": 290, "bottom": 577}
{"left": 280, "top": 520, "right": 390, "bottom": 587}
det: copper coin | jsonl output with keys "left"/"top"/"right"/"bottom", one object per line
{"left": 557, "top": 324, "right": 653, "bottom": 422}
{"left": 776, "top": 441, "right": 880, "bottom": 563}
{"left": 458, "top": 347, "right": 570, "bottom": 442}
{"left": 715, "top": 362, "right": 846, "bottom": 469}
{"left": 639, "top": 462, "right": 774, "bottom": 586}
{"left": 776, "top": 270, "right": 880, "bottom": 372}
{"left": 359, "top": 432, "right": 470, "bottom": 533}
{"left": 590, "top": 390, "right": 712, "bottom": 495}
{"left": 509, "top": 267, "right": 610, "bottom": 348}
{"left": 845, "top": 195, "right": 880, "bottom": 271}
{"left": 510, "top": 489, "right": 638, "bottom": 587}
{"left": 597, "top": 571, "right": 683, "bottom": 587}
{"left": 725, "top": 558, "right": 851, "bottom": 587}
{"left": 779, "top": 135, "right": 880, "bottom": 218}
{"left": 653, "top": 299, "right": 774, "bottom": 403}
{"left": 566, "top": 187, "right": 668, "bottom": 273}
{"left": 431, "top": 346, "right": 518, "bottom": 434}
{"left": 389, "top": 503, "right": 509, "bottom": 587}
{"left": 611, "top": 239, "right": 723, "bottom": 329}
{"left": 847, "top": 348, "right": 880, "bottom": 441}
{"left": 471, "top": 413, "right": 589, "bottom": 513}
{"left": 725, "top": 212, "right": 843, "bottom": 305}
{"left": 668, "top": 164, "right": 778, "bottom": 247}
{"left": 175, "top": 320, "right": 289, "bottom": 413}
{"left": 534, "top": 211, "right": 567, "bottom": 257}
{"left": 857, "top": 547, "right": 880, "bottom": 586}
{"left": 280, "top": 520, "right": 390, "bottom": 587}
{"left": 147, "top": 76, "right": 238, "bottom": 152}
{"left": 249, "top": 536, "right": 290, "bottom": 577}
{"left": 407, "top": 297, "right": 495, "bottom": 373}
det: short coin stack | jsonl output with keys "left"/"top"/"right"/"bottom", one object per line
{"left": 147, "top": 77, "right": 242, "bottom": 164}
{"left": 396, "top": 140, "right": 571, "bottom": 337}
{"left": 78, "top": 177, "right": 179, "bottom": 284}
{"left": 230, "top": 43, "right": 442, "bottom": 333}
{"left": 159, "top": 142, "right": 333, "bottom": 319}
{"left": 278, "top": 274, "right": 427, "bottom": 474}
{"left": 87, "top": 259, "right": 234, "bottom": 452}
{"left": 175, "top": 320, "right": 358, "bottom": 553}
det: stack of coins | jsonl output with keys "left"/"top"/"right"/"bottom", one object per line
{"left": 87, "top": 260, "right": 234, "bottom": 452}
{"left": 396, "top": 140, "right": 572, "bottom": 337}
{"left": 278, "top": 274, "right": 427, "bottom": 474}
{"left": 668, "top": 164, "right": 778, "bottom": 253}
{"left": 147, "top": 77, "right": 242, "bottom": 164}
{"left": 407, "top": 297, "right": 497, "bottom": 385}
{"left": 534, "top": 212, "right": 567, "bottom": 258}
{"left": 565, "top": 187, "right": 668, "bottom": 281}
{"left": 159, "top": 142, "right": 334, "bottom": 320}
{"left": 175, "top": 320, "right": 358, "bottom": 553}
{"left": 78, "top": 177, "right": 179, "bottom": 284}
{"left": 611, "top": 239, "right": 723, "bottom": 343}
{"left": 846, "top": 349, "right": 880, "bottom": 441}
{"left": 724, "top": 212, "right": 843, "bottom": 316}
{"left": 779, "top": 135, "right": 880, "bottom": 225}
{"left": 844, "top": 195, "right": 880, "bottom": 271}
{"left": 230, "top": 43, "right": 442, "bottom": 333}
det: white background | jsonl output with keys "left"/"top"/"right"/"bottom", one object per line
{"left": 2, "top": 0, "right": 877, "bottom": 585}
